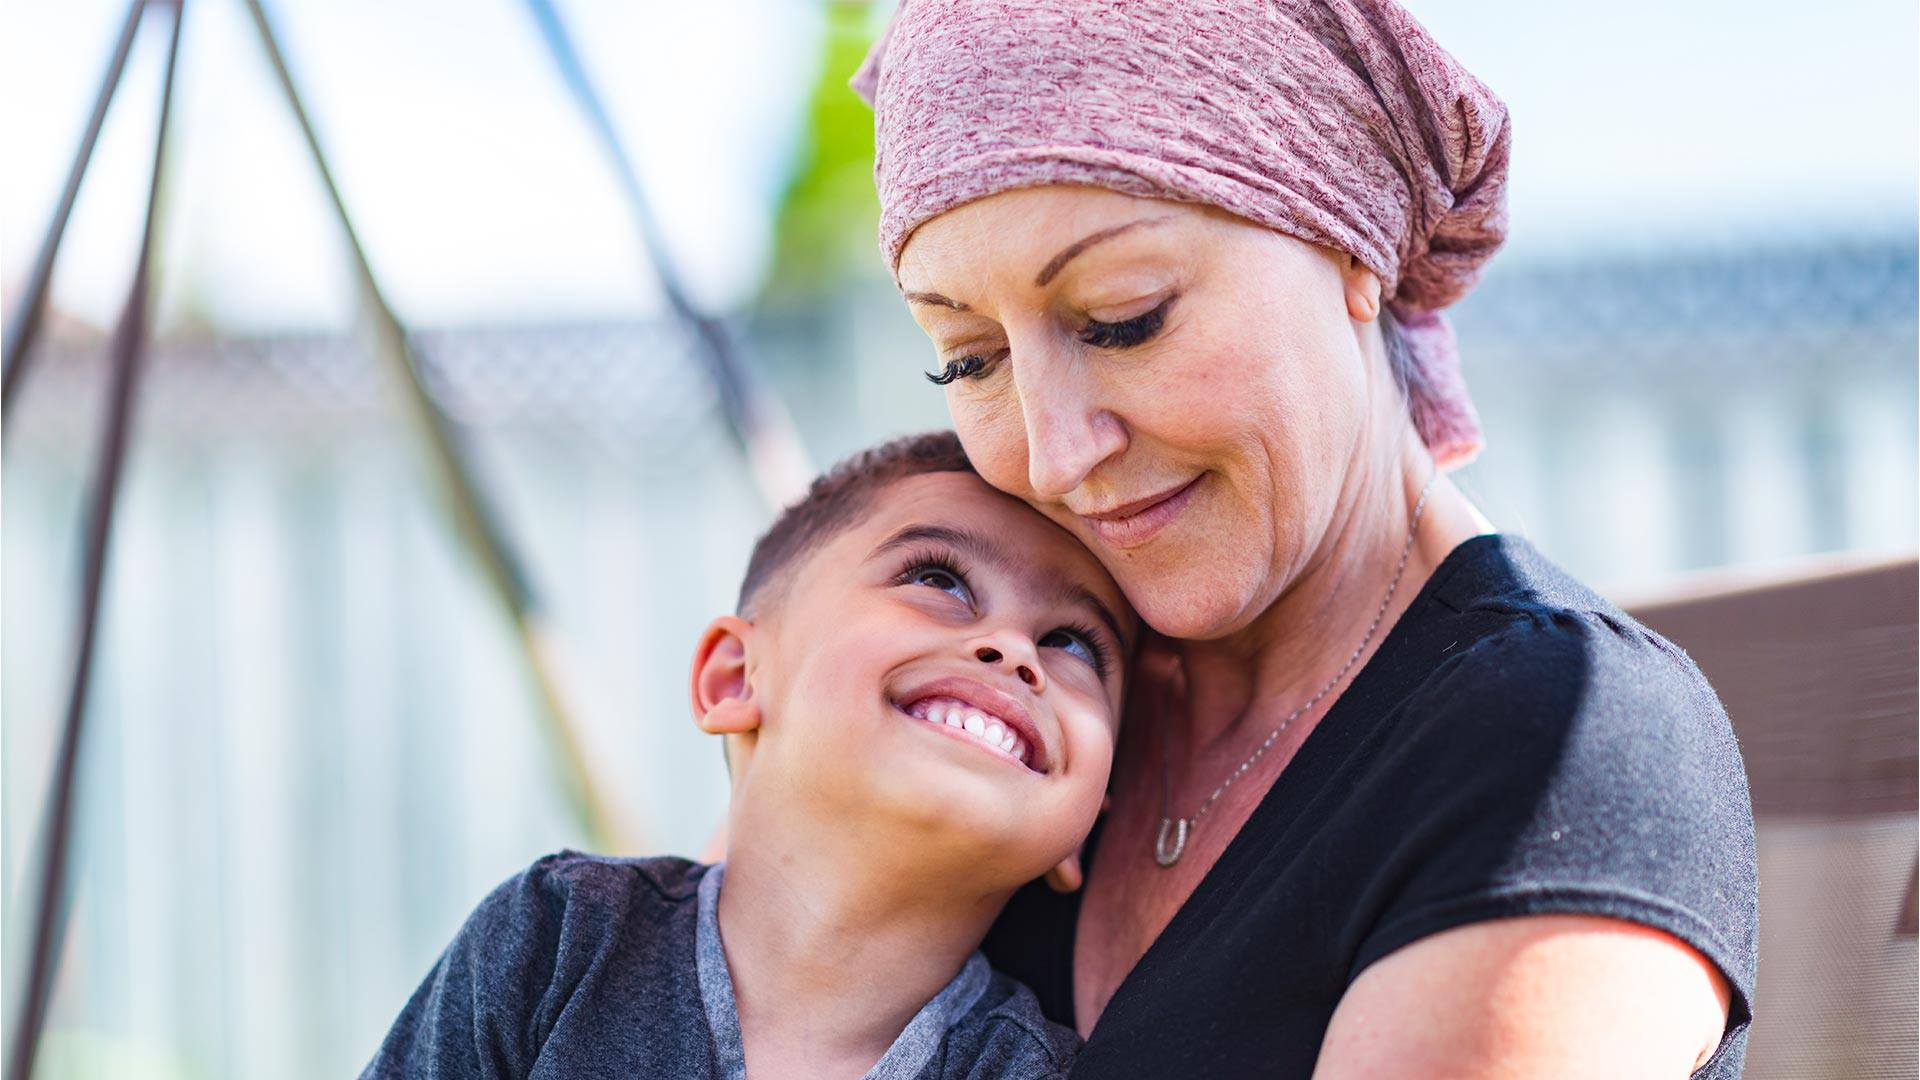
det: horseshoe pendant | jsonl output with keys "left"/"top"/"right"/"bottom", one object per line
{"left": 1154, "top": 817, "right": 1190, "bottom": 868}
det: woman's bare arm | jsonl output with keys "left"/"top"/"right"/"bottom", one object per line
{"left": 1314, "top": 914, "right": 1732, "bottom": 1079}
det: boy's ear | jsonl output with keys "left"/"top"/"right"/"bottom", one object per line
{"left": 1043, "top": 853, "right": 1084, "bottom": 894}
{"left": 690, "top": 616, "right": 760, "bottom": 736}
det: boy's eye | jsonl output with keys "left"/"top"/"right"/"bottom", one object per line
{"left": 904, "top": 564, "right": 974, "bottom": 605}
{"left": 1039, "top": 626, "right": 1109, "bottom": 676}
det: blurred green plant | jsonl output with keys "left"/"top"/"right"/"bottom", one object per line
{"left": 764, "top": 1, "right": 884, "bottom": 298}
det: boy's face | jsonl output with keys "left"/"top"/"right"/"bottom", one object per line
{"left": 720, "top": 471, "right": 1135, "bottom": 886}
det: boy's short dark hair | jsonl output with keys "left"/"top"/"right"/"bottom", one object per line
{"left": 737, "top": 431, "right": 976, "bottom": 618}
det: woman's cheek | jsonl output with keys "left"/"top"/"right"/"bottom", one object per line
{"left": 949, "top": 391, "right": 1032, "bottom": 497}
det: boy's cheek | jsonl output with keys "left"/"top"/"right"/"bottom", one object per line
{"left": 1056, "top": 720, "right": 1117, "bottom": 801}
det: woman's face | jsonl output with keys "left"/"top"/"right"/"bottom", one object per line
{"left": 897, "top": 186, "right": 1388, "bottom": 640}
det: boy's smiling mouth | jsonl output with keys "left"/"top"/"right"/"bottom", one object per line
{"left": 890, "top": 676, "right": 1050, "bottom": 773}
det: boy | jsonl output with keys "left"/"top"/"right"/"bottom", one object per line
{"left": 362, "top": 431, "right": 1135, "bottom": 1079}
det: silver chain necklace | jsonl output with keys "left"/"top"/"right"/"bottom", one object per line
{"left": 1153, "top": 469, "right": 1440, "bottom": 868}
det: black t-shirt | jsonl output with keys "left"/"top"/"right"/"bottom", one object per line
{"left": 982, "top": 534, "right": 1759, "bottom": 1078}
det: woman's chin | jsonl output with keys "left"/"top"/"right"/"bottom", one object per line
{"left": 1095, "top": 518, "right": 1279, "bottom": 640}
{"left": 1125, "top": 572, "right": 1265, "bottom": 641}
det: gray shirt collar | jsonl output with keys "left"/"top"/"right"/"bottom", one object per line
{"left": 696, "top": 863, "right": 992, "bottom": 1080}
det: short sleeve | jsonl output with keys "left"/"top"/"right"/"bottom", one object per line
{"left": 1347, "top": 612, "right": 1759, "bottom": 1043}
{"left": 359, "top": 853, "right": 578, "bottom": 1079}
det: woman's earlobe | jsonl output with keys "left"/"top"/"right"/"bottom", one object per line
{"left": 1343, "top": 264, "right": 1383, "bottom": 323}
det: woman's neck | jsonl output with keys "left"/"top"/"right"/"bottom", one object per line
{"left": 716, "top": 817, "right": 1007, "bottom": 1078}
{"left": 1171, "top": 444, "right": 1488, "bottom": 754}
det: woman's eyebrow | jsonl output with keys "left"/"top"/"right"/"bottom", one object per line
{"left": 1034, "top": 215, "right": 1174, "bottom": 287}
{"left": 904, "top": 291, "right": 969, "bottom": 311}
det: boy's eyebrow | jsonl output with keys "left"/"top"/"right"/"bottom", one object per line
{"left": 870, "top": 523, "right": 1132, "bottom": 653}
{"left": 1062, "top": 580, "right": 1133, "bottom": 658}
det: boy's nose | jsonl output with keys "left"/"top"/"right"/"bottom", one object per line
{"left": 973, "top": 644, "right": 1042, "bottom": 692}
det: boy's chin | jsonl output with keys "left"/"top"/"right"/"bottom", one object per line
{"left": 856, "top": 753, "right": 1078, "bottom": 872}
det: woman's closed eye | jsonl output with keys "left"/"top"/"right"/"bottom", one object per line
{"left": 1080, "top": 295, "right": 1173, "bottom": 350}
{"left": 925, "top": 353, "right": 991, "bottom": 385}
{"left": 925, "top": 347, "right": 1012, "bottom": 385}
{"left": 923, "top": 296, "right": 1173, "bottom": 385}
{"left": 1040, "top": 623, "right": 1112, "bottom": 678}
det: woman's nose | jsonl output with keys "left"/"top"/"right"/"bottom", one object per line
{"left": 971, "top": 634, "right": 1046, "bottom": 693}
{"left": 1013, "top": 355, "right": 1127, "bottom": 498}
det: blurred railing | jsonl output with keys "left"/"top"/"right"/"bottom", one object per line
{"left": 1450, "top": 235, "right": 1918, "bottom": 588}
{"left": 1630, "top": 555, "right": 1918, "bottom": 1080}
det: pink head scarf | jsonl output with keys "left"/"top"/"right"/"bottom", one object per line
{"left": 853, "top": 0, "right": 1511, "bottom": 467}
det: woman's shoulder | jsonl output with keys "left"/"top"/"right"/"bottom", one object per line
{"left": 1352, "top": 533, "right": 1758, "bottom": 935}
{"left": 1399, "top": 533, "right": 1738, "bottom": 756}
{"left": 1337, "top": 535, "right": 1759, "bottom": 1023}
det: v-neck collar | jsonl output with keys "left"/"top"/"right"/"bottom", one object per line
{"left": 1076, "top": 534, "right": 1502, "bottom": 1040}
{"left": 695, "top": 863, "right": 995, "bottom": 1080}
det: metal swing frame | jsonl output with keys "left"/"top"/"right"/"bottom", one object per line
{"left": 1, "top": 2, "right": 811, "bottom": 1074}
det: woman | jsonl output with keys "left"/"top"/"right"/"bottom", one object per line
{"left": 854, "top": 1, "right": 1758, "bottom": 1076}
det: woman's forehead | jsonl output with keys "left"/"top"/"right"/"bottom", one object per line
{"left": 896, "top": 189, "right": 1339, "bottom": 309}
{"left": 899, "top": 188, "right": 1197, "bottom": 285}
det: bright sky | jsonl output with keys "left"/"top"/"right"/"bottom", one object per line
{"left": 2, "top": 0, "right": 1914, "bottom": 332}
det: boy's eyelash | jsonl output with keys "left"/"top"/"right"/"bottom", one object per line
{"left": 890, "top": 547, "right": 972, "bottom": 588}
{"left": 1080, "top": 296, "right": 1173, "bottom": 349}
{"left": 1058, "top": 619, "right": 1116, "bottom": 679}
{"left": 891, "top": 549, "right": 1113, "bottom": 678}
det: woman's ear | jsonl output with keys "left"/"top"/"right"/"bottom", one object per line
{"left": 1342, "top": 257, "right": 1382, "bottom": 323}
{"left": 690, "top": 616, "right": 760, "bottom": 736}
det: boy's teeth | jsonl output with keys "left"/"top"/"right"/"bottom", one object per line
{"left": 905, "top": 696, "right": 1035, "bottom": 767}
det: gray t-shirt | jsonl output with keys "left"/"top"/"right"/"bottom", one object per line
{"left": 361, "top": 851, "right": 1078, "bottom": 1079}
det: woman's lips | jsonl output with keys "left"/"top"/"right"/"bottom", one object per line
{"left": 1078, "top": 475, "right": 1202, "bottom": 549}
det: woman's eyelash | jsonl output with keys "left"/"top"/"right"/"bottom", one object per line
{"left": 1080, "top": 296, "right": 1173, "bottom": 349}
{"left": 924, "top": 297, "right": 1172, "bottom": 384}
{"left": 925, "top": 354, "right": 988, "bottom": 385}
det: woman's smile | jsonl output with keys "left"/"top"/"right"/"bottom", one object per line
{"left": 1076, "top": 474, "right": 1204, "bottom": 550}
